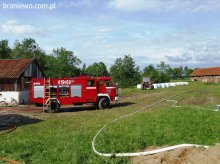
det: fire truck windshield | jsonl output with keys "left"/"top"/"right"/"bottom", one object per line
{"left": 104, "top": 80, "right": 114, "bottom": 87}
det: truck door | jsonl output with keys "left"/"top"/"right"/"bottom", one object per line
{"left": 98, "top": 80, "right": 115, "bottom": 96}
{"left": 84, "top": 80, "right": 97, "bottom": 102}
{"left": 98, "top": 80, "right": 106, "bottom": 93}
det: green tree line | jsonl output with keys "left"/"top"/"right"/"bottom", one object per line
{"left": 0, "top": 38, "right": 193, "bottom": 87}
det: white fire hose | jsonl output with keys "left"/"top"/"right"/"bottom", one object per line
{"left": 92, "top": 91, "right": 211, "bottom": 157}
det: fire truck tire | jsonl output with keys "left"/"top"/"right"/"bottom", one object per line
{"left": 51, "top": 101, "right": 60, "bottom": 113}
{"left": 98, "top": 97, "right": 110, "bottom": 109}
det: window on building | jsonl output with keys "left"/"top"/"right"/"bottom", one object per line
{"left": 23, "top": 77, "right": 31, "bottom": 90}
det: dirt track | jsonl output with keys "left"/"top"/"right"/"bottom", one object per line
{"left": 132, "top": 144, "right": 220, "bottom": 164}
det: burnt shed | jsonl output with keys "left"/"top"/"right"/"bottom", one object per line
{"left": 189, "top": 67, "right": 220, "bottom": 83}
{"left": 0, "top": 59, "right": 45, "bottom": 91}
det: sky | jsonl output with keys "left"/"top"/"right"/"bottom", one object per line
{"left": 1, "top": 0, "right": 220, "bottom": 70}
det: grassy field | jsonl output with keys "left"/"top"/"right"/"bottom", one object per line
{"left": 1, "top": 81, "right": 220, "bottom": 163}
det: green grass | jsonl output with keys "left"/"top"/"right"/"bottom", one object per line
{"left": 1, "top": 82, "right": 220, "bottom": 163}
{"left": 96, "top": 106, "right": 220, "bottom": 153}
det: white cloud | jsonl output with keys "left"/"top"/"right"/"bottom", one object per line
{"left": 1, "top": 20, "right": 35, "bottom": 35}
{"left": 108, "top": 0, "right": 220, "bottom": 12}
{"left": 164, "top": 43, "right": 220, "bottom": 67}
{"left": 165, "top": 54, "right": 192, "bottom": 62}
{"left": 189, "top": 44, "right": 220, "bottom": 62}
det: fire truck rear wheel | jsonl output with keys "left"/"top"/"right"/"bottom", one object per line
{"left": 51, "top": 101, "right": 60, "bottom": 113}
{"left": 98, "top": 97, "right": 110, "bottom": 109}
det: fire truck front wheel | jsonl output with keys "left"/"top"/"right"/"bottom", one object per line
{"left": 98, "top": 97, "right": 110, "bottom": 109}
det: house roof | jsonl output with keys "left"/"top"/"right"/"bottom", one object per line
{"left": 189, "top": 67, "right": 220, "bottom": 77}
{"left": 0, "top": 59, "right": 34, "bottom": 78}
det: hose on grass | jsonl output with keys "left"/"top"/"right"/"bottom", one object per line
{"left": 92, "top": 90, "right": 211, "bottom": 157}
{"left": 166, "top": 100, "right": 181, "bottom": 108}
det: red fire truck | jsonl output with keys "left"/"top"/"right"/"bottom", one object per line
{"left": 30, "top": 76, "right": 119, "bottom": 112}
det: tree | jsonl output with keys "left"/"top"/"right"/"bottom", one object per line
{"left": 143, "top": 64, "right": 156, "bottom": 77}
{"left": 184, "top": 66, "right": 193, "bottom": 78}
{"left": 110, "top": 55, "right": 141, "bottom": 87}
{"left": 172, "top": 67, "right": 183, "bottom": 79}
{"left": 157, "top": 72, "right": 170, "bottom": 83}
{"left": 156, "top": 61, "right": 171, "bottom": 82}
{"left": 43, "top": 55, "right": 57, "bottom": 77}
{"left": 80, "top": 63, "right": 87, "bottom": 75}
{"left": 142, "top": 61, "right": 171, "bottom": 83}
{"left": 12, "top": 38, "right": 46, "bottom": 68}
{"left": 46, "top": 47, "right": 81, "bottom": 78}
{"left": 167, "top": 67, "right": 173, "bottom": 79}
{"left": 0, "top": 40, "right": 12, "bottom": 59}
{"left": 86, "top": 62, "right": 109, "bottom": 77}
{"left": 157, "top": 61, "right": 170, "bottom": 73}
{"left": 142, "top": 64, "right": 159, "bottom": 82}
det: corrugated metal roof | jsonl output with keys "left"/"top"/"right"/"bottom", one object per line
{"left": 189, "top": 67, "right": 220, "bottom": 77}
{"left": 0, "top": 59, "right": 34, "bottom": 78}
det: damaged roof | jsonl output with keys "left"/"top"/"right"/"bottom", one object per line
{"left": 189, "top": 67, "right": 220, "bottom": 77}
{"left": 0, "top": 59, "right": 34, "bottom": 78}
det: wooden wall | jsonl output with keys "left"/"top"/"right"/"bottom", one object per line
{"left": 0, "top": 79, "right": 15, "bottom": 91}
{"left": 0, "top": 61, "right": 45, "bottom": 91}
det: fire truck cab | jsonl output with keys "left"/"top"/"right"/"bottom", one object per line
{"left": 30, "top": 76, "right": 119, "bottom": 112}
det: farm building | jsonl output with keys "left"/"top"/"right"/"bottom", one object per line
{"left": 0, "top": 59, "right": 45, "bottom": 105}
{"left": 189, "top": 67, "right": 220, "bottom": 83}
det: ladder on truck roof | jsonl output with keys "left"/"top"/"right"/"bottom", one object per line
{"left": 43, "top": 78, "right": 51, "bottom": 112}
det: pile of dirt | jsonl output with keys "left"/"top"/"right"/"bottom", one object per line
{"left": 132, "top": 144, "right": 220, "bottom": 164}
{"left": 186, "top": 95, "right": 216, "bottom": 106}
